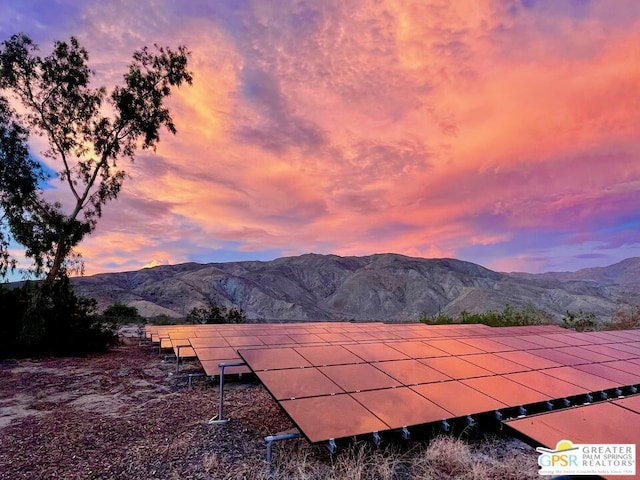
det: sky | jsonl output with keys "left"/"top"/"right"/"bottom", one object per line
{"left": 2, "top": 0, "right": 640, "bottom": 278}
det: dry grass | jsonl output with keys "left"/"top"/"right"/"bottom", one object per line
{"left": 218, "top": 435, "right": 546, "bottom": 480}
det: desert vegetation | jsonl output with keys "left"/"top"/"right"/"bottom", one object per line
{"left": 0, "top": 280, "right": 118, "bottom": 358}
{"left": 419, "top": 305, "right": 555, "bottom": 327}
{"left": 420, "top": 303, "right": 640, "bottom": 332}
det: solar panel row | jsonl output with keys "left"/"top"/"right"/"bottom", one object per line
{"left": 144, "top": 322, "right": 640, "bottom": 448}
{"left": 505, "top": 395, "right": 640, "bottom": 480}
{"left": 235, "top": 328, "right": 640, "bottom": 444}
{"left": 146, "top": 322, "right": 635, "bottom": 378}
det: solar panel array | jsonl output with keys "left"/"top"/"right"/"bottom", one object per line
{"left": 145, "top": 322, "right": 640, "bottom": 446}
{"left": 505, "top": 395, "right": 640, "bottom": 480}
{"left": 236, "top": 327, "right": 640, "bottom": 443}
{"left": 146, "top": 322, "right": 565, "bottom": 375}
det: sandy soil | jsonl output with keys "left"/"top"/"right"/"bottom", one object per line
{"left": 0, "top": 340, "right": 542, "bottom": 480}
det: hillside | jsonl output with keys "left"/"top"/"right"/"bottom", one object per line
{"left": 70, "top": 254, "right": 640, "bottom": 321}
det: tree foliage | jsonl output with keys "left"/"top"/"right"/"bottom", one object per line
{"left": 186, "top": 301, "right": 246, "bottom": 324}
{"left": 0, "top": 278, "right": 118, "bottom": 357}
{"left": 102, "top": 302, "right": 143, "bottom": 323}
{"left": 0, "top": 33, "right": 192, "bottom": 282}
{"left": 606, "top": 304, "right": 640, "bottom": 331}
{"left": 419, "top": 305, "right": 555, "bottom": 327}
{"left": 562, "top": 310, "right": 599, "bottom": 332}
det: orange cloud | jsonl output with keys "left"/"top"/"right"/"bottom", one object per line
{"left": 6, "top": 0, "right": 639, "bottom": 276}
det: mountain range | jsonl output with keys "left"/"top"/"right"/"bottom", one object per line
{"left": 70, "top": 254, "right": 640, "bottom": 321}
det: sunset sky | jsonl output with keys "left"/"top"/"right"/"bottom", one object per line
{"left": 2, "top": 0, "right": 640, "bottom": 277}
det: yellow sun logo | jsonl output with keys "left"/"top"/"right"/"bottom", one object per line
{"left": 536, "top": 439, "right": 580, "bottom": 454}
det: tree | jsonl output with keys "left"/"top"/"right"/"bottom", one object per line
{"left": 186, "top": 301, "right": 246, "bottom": 324}
{"left": 0, "top": 33, "right": 192, "bottom": 283}
{"left": 102, "top": 302, "right": 143, "bottom": 323}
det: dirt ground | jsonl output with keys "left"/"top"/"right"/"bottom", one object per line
{"left": 0, "top": 339, "right": 543, "bottom": 480}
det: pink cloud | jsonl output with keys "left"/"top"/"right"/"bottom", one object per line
{"left": 4, "top": 0, "right": 640, "bottom": 276}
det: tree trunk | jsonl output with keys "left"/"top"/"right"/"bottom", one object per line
{"left": 44, "top": 238, "right": 67, "bottom": 285}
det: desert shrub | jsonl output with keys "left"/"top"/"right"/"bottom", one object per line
{"left": 606, "top": 304, "right": 640, "bottom": 330}
{"left": 562, "top": 310, "right": 600, "bottom": 332}
{"left": 0, "top": 277, "right": 118, "bottom": 358}
{"left": 186, "top": 301, "right": 246, "bottom": 324}
{"left": 420, "top": 305, "right": 555, "bottom": 327}
{"left": 102, "top": 302, "right": 144, "bottom": 324}
{"left": 147, "top": 313, "right": 177, "bottom": 325}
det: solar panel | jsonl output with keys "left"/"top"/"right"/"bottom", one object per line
{"left": 528, "top": 348, "right": 588, "bottom": 366}
{"left": 280, "top": 394, "right": 389, "bottom": 443}
{"left": 581, "top": 344, "right": 639, "bottom": 360}
{"left": 503, "top": 370, "right": 590, "bottom": 398}
{"left": 462, "top": 376, "right": 551, "bottom": 405}
{"left": 411, "top": 380, "right": 507, "bottom": 417}
{"left": 457, "top": 337, "right": 515, "bottom": 353}
{"left": 600, "top": 360, "right": 640, "bottom": 376}
{"left": 606, "top": 343, "right": 640, "bottom": 356}
{"left": 316, "top": 333, "right": 353, "bottom": 343}
{"left": 543, "top": 366, "right": 621, "bottom": 391}
{"left": 491, "top": 336, "right": 543, "bottom": 350}
{"left": 372, "top": 359, "right": 451, "bottom": 385}
{"left": 460, "top": 353, "right": 531, "bottom": 374}
{"left": 555, "top": 346, "right": 617, "bottom": 363}
{"left": 505, "top": 400, "right": 640, "bottom": 445}
{"left": 189, "top": 337, "right": 230, "bottom": 349}
{"left": 195, "top": 347, "right": 239, "bottom": 361}
{"left": 351, "top": 387, "right": 451, "bottom": 429}
{"left": 342, "top": 343, "right": 409, "bottom": 362}
{"left": 419, "top": 356, "right": 494, "bottom": 380}
{"left": 256, "top": 368, "right": 343, "bottom": 400}
{"left": 504, "top": 401, "right": 640, "bottom": 480}
{"left": 495, "top": 350, "right": 562, "bottom": 370}
{"left": 604, "top": 330, "right": 640, "bottom": 342}
{"left": 237, "top": 347, "right": 311, "bottom": 371}
{"left": 574, "top": 363, "right": 640, "bottom": 385}
{"left": 521, "top": 334, "right": 571, "bottom": 348}
{"left": 286, "top": 333, "right": 326, "bottom": 344}
{"left": 224, "top": 336, "right": 265, "bottom": 347}
{"left": 612, "top": 394, "right": 640, "bottom": 414}
{"left": 294, "top": 345, "right": 365, "bottom": 366}
{"left": 318, "top": 363, "right": 402, "bottom": 392}
{"left": 343, "top": 332, "right": 377, "bottom": 342}
{"left": 258, "top": 334, "right": 296, "bottom": 346}
{"left": 424, "top": 339, "right": 485, "bottom": 355}
{"left": 385, "top": 341, "right": 450, "bottom": 358}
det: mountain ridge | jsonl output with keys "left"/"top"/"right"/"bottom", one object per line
{"left": 70, "top": 253, "right": 640, "bottom": 321}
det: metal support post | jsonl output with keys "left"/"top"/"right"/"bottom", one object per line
{"left": 208, "top": 361, "right": 247, "bottom": 424}
{"left": 264, "top": 431, "right": 302, "bottom": 463}
{"left": 401, "top": 426, "right": 410, "bottom": 440}
{"left": 327, "top": 439, "right": 337, "bottom": 453}
{"left": 441, "top": 419, "right": 450, "bottom": 432}
{"left": 175, "top": 345, "right": 181, "bottom": 374}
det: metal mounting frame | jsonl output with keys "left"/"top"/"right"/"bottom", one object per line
{"left": 208, "top": 361, "right": 247, "bottom": 425}
{"left": 264, "top": 430, "right": 302, "bottom": 463}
